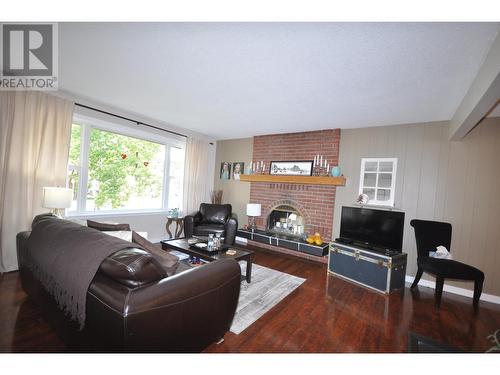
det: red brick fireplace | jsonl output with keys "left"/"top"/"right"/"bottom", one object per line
{"left": 250, "top": 129, "right": 340, "bottom": 243}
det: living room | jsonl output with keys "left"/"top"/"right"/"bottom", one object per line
{"left": 1, "top": 1, "right": 500, "bottom": 372}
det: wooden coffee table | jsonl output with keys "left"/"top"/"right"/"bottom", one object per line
{"left": 161, "top": 238, "right": 254, "bottom": 283}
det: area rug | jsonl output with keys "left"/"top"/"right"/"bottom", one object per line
{"left": 230, "top": 262, "right": 306, "bottom": 334}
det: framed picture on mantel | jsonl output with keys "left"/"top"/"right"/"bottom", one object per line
{"left": 270, "top": 160, "right": 314, "bottom": 176}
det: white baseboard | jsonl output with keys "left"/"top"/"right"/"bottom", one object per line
{"left": 405, "top": 275, "right": 500, "bottom": 305}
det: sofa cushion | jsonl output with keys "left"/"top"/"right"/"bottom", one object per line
{"left": 87, "top": 220, "right": 131, "bottom": 231}
{"left": 199, "top": 203, "right": 232, "bottom": 225}
{"left": 132, "top": 231, "right": 180, "bottom": 276}
{"left": 193, "top": 224, "right": 225, "bottom": 237}
{"left": 99, "top": 248, "right": 167, "bottom": 288}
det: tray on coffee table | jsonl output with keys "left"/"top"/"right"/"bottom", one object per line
{"left": 161, "top": 238, "right": 254, "bottom": 283}
{"left": 187, "top": 238, "right": 231, "bottom": 253}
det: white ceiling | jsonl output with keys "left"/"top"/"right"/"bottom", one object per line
{"left": 59, "top": 23, "right": 500, "bottom": 140}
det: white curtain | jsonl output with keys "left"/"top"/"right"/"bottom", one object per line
{"left": 0, "top": 91, "right": 74, "bottom": 272}
{"left": 183, "top": 137, "right": 213, "bottom": 215}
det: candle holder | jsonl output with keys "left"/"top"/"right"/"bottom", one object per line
{"left": 313, "top": 165, "right": 329, "bottom": 176}
{"left": 313, "top": 154, "right": 330, "bottom": 177}
{"left": 250, "top": 161, "right": 267, "bottom": 174}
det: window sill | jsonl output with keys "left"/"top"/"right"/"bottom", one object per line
{"left": 66, "top": 209, "right": 171, "bottom": 219}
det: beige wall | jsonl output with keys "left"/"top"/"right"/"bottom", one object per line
{"left": 213, "top": 138, "right": 253, "bottom": 226}
{"left": 333, "top": 118, "right": 500, "bottom": 295}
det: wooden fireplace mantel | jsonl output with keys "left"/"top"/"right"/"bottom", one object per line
{"left": 239, "top": 174, "right": 346, "bottom": 186}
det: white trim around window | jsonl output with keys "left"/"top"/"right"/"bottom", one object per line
{"left": 358, "top": 157, "right": 398, "bottom": 207}
{"left": 66, "top": 113, "right": 186, "bottom": 216}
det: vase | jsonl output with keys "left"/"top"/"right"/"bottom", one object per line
{"left": 331, "top": 166, "right": 341, "bottom": 177}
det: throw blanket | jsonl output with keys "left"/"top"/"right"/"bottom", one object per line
{"left": 25, "top": 217, "right": 135, "bottom": 330}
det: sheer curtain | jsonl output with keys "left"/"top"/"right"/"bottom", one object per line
{"left": 0, "top": 91, "right": 74, "bottom": 272}
{"left": 183, "top": 137, "right": 213, "bottom": 215}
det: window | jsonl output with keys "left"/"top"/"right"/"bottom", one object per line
{"left": 67, "top": 115, "right": 185, "bottom": 215}
{"left": 359, "top": 158, "right": 397, "bottom": 207}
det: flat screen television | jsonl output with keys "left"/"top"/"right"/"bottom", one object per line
{"left": 338, "top": 206, "right": 405, "bottom": 252}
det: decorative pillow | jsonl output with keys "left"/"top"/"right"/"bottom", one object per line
{"left": 99, "top": 248, "right": 167, "bottom": 288}
{"left": 102, "top": 231, "right": 133, "bottom": 242}
{"left": 132, "top": 231, "right": 179, "bottom": 275}
{"left": 67, "top": 218, "right": 88, "bottom": 227}
{"left": 87, "top": 220, "right": 131, "bottom": 231}
{"left": 102, "top": 230, "right": 148, "bottom": 242}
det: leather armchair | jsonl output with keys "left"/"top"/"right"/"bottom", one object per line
{"left": 184, "top": 203, "right": 238, "bottom": 245}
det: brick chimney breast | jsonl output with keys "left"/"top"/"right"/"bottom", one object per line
{"left": 249, "top": 129, "right": 340, "bottom": 242}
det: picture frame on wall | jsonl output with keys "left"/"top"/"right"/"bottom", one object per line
{"left": 269, "top": 160, "right": 314, "bottom": 176}
{"left": 220, "top": 162, "right": 231, "bottom": 180}
{"left": 232, "top": 162, "right": 244, "bottom": 180}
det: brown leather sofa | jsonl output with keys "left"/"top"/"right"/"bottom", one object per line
{"left": 16, "top": 218, "right": 241, "bottom": 352}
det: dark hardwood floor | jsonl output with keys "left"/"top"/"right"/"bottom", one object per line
{"left": 1, "top": 247, "right": 499, "bottom": 353}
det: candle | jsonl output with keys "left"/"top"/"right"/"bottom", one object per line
{"left": 327, "top": 163, "right": 330, "bottom": 172}
{"left": 320, "top": 155, "right": 323, "bottom": 166}
{"left": 314, "top": 155, "right": 317, "bottom": 166}
{"left": 262, "top": 164, "right": 266, "bottom": 172}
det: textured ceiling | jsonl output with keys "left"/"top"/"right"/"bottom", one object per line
{"left": 59, "top": 22, "right": 499, "bottom": 139}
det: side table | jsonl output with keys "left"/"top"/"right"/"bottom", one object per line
{"left": 166, "top": 217, "right": 184, "bottom": 239}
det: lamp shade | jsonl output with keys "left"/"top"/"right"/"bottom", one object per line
{"left": 246, "top": 203, "right": 261, "bottom": 217}
{"left": 42, "top": 187, "right": 73, "bottom": 209}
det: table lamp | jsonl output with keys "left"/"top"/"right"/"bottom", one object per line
{"left": 246, "top": 203, "right": 261, "bottom": 231}
{"left": 42, "top": 187, "right": 73, "bottom": 217}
